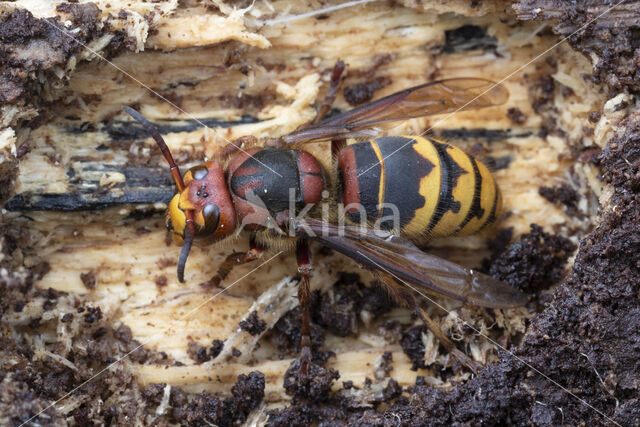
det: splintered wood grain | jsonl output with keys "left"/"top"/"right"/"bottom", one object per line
{"left": 135, "top": 349, "right": 448, "bottom": 400}
{"left": 4, "top": 0, "right": 602, "bottom": 407}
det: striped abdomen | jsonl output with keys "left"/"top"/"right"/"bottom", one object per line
{"left": 337, "top": 136, "right": 501, "bottom": 238}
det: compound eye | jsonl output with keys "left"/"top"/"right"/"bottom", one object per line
{"left": 200, "top": 203, "right": 220, "bottom": 235}
{"left": 184, "top": 165, "right": 209, "bottom": 184}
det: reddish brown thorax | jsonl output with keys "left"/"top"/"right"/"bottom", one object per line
{"left": 179, "top": 161, "right": 236, "bottom": 241}
{"left": 227, "top": 148, "right": 326, "bottom": 231}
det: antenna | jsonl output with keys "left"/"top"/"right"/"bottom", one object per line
{"left": 123, "top": 106, "right": 194, "bottom": 282}
{"left": 123, "top": 106, "right": 186, "bottom": 192}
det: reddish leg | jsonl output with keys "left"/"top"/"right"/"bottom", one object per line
{"left": 375, "top": 271, "right": 480, "bottom": 373}
{"left": 296, "top": 239, "right": 313, "bottom": 375}
{"left": 331, "top": 138, "right": 346, "bottom": 157}
{"left": 218, "top": 135, "right": 258, "bottom": 159}
{"left": 265, "top": 60, "right": 346, "bottom": 149}
{"left": 312, "top": 60, "right": 346, "bottom": 124}
{"left": 203, "top": 235, "right": 264, "bottom": 289}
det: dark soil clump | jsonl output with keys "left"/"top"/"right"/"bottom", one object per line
{"left": 401, "top": 325, "right": 429, "bottom": 370}
{"left": 484, "top": 223, "right": 576, "bottom": 294}
{"left": 283, "top": 359, "right": 340, "bottom": 402}
{"left": 539, "top": 183, "right": 580, "bottom": 210}
{"left": 239, "top": 310, "right": 267, "bottom": 336}
{"left": 312, "top": 272, "right": 393, "bottom": 337}
{"left": 515, "top": 1, "right": 640, "bottom": 93}
{"left": 145, "top": 371, "right": 264, "bottom": 426}
{"left": 344, "top": 77, "right": 390, "bottom": 106}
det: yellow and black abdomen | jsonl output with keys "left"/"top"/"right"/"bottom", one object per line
{"left": 337, "top": 136, "right": 501, "bottom": 239}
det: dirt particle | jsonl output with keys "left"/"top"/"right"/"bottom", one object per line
{"left": 312, "top": 273, "right": 392, "bottom": 338}
{"left": 0, "top": 4, "right": 117, "bottom": 109}
{"left": 210, "top": 339, "right": 224, "bottom": 359}
{"left": 239, "top": 310, "right": 267, "bottom": 336}
{"left": 182, "top": 391, "right": 223, "bottom": 424}
{"left": 343, "top": 77, "right": 390, "bottom": 106}
{"left": 83, "top": 306, "right": 102, "bottom": 323}
{"left": 530, "top": 74, "right": 556, "bottom": 115}
{"left": 187, "top": 340, "right": 211, "bottom": 364}
{"left": 15, "top": 143, "right": 31, "bottom": 158}
{"left": 271, "top": 306, "right": 328, "bottom": 364}
{"left": 220, "top": 371, "right": 265, "bottom": 424}
{"left": 80, "top": 271, "right": 96, "bottom": 289}
{"left": 92, "top": 326, "right": 107, "bottom": 339}
{"left": 283, "top": 359, "right": 339, "bottom": 401}
{"left": 507, "top": 107, "right": 527, "bottom": 124}
{"left": 166, "top": 372, "right": 265, "bottom": 426}
{"left": 377, "top": 320, "right": 403, "bottom": 343}
{"left": 539, "top": 183, "right": 579, "bottom": 209}
{"left": 154, "top": 274, "right": 168, "bottom": 288}
{"left": 401, "top": 325, "right": 428, "bottom": 370}
{"left": 382, "top": 378, "right": 402, "bottom": 401}
{"left": 598, "top": 116, "right": 640, "bottom": 191}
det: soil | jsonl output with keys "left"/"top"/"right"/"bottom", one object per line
{"left": 484, "top": 223, "right": 576, "bottom": 294}
{"left": 538, "top": 183, "right": 579, "bottom": 209}
{"left": 239, "top": 310, "right": 268, "bottom": 336}
{"left": 515, "top": 0, "right": 640, "bottom": 93}
{"left": 343, "top": 77, "right": 391, "bottom": 106}
{"left": 0, "top": 5, "right": 126, "bottom": 108}
{"left": 2, "top": 1, "right": 640, "bottom": 426}
{"left": 143, "top": 371, "right": 265, "bottom": 426}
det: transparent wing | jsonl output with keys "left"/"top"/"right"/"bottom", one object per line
{"left": 295, "top": 218, "right": 527, "bottom": 309}
{"left": 282, "top": 78, "right": 508, "bottom": 145}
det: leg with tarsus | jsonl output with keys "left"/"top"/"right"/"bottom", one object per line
{"left": 218, "top": 134, "right": 258, "bottom": 160}
{"left": 314, "top": 60, "right": 347, "bottom": 158}
{"left": 296, "top": 239, "right": 313, "bottom": 375}
{"left": 204, "top": 234, "right": 264, "bottom": 288}
{"left": 374, "top": 271, "right": 480, "bottom": 373}
{"left": 312, "top": 60, "right": 346, "bottom": 124}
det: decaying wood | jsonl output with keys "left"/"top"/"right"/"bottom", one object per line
{"left": 0, "top": 0, "right": 617, "bottom": 424}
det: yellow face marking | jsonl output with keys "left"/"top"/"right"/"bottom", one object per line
{"left": 178, "top": 188, "right": 196, "bottom": 211}
{"left": 183, "top": 170, "right": 194, "bottom": 185}
{"left": 403, "top": 136, "right": 441, "bottom": 237}
{"left": 168, "top": 194, "right": 186, "bottom": 236}
{"left": 370, "top": 140, "right": 386, "bottom": 217}
{"left": 194, "top": 210, "right": 206, "bottom": 228}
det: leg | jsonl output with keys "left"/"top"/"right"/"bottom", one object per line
{"left": 218, "top": 135, "right": 258, "bottom": 160}
{"left": 202, "top": 234, "right": 264, "bottom": 289}
{"left": 411, "top": 298, "right": 480, "bottom": 373}
{"left": 265, "top": 60, "right": 346, "bottom": 150}
{"left": 374, "top": 271, "right": 480, "bottom": 373}
{"left": 331, "top": 138, "right": 346, "bottom": 157}
{"left": 312, "top": 60, "right": 346, "bottom": 124}
{"left": 320, "top": 61, "right": 346, "bottom": 156}
{"left": 296, "top": 239, "right": 313, "bottom": 375}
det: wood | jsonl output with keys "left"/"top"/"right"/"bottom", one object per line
{"left": 0, "top": 0, "right": 604, "bottom": 417}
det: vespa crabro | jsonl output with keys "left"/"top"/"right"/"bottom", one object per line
{"left": 123, "top": 62, "right": 527, "bottom": 373}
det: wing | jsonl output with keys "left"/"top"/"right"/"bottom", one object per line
{"left": 294, "top": 218, "right": 527, "bottom": 309}
{"left": 282, "top": 78, "right": 509, "bottom": 145}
